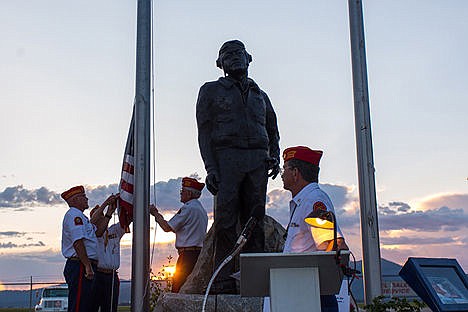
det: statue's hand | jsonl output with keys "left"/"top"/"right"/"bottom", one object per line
{"left": 206, "top": 172, "right": 219, "bottom": 195}
{"left": 268, "top": 165, "right": 280, "bottom": 180}
{"left": 266, "top": 158, "right": 280, "bottom": 180}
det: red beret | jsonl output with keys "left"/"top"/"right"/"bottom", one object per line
{"left": 61, "top": 185, "right": 85, "bottom": 201}
{"left": 283, "top": 146, "right": 323, "bottom": 166}
{"left": 182, "top": 177, "right": 205, "bottom": 192}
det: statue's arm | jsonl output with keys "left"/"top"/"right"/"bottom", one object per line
{"left": 263, "top": 92, "right": 280, "bottom": 162}
{"left": 196, "top": 85, "right": 217, "bottom": 174}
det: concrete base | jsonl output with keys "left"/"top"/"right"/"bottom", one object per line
{"left": 154, "top": 293, "right": 263, "bottom": 312}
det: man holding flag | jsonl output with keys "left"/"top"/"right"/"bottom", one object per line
{"left": 149, "top": 177, "right": 208, "bottom": 292}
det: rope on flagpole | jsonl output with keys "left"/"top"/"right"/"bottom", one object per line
{"left": 149, "top": 0, "right": 157, "bottom": 269}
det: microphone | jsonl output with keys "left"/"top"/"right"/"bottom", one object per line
{"left": 235, "top": 217, "right": 257, "bottom": 246}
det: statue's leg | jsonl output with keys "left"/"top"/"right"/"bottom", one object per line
{"left": 240, "top": 161, "right": 267, "bottom": 254}
{"left": 213, "top": 158, "right": 243, "bottom": 287}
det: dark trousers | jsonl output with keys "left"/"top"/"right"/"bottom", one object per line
{"left": 63, "top": 259, "right": 96, "bottom": 312}
{"left": 172, "top": 249, "right": 201, "bottom": 292}
{"left": 214, "top": 149, "right": 268, "bottom": 282}
{"left": 320, "top": 295, "right": 339, "bottom": 312}
{"left": 92, "top": 270, "right": 120, "bottom": 312}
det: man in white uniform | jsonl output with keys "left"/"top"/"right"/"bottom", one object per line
{"left": 90, "top": 196, "right": 125, "bottom": 312}
{"left": 61, "top": 185, "right": 116, "bottom": 312}
{"left": 150, "top": 177, "right": 208, "bottom": 292}
{"left": 281, "top": 146, "right": 348, "bottom": 312}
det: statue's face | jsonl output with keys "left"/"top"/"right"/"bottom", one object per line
{"left": 220, "top": 46, "right": 249, "bottom": 73}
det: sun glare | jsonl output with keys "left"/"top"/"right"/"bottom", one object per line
{"left": 162, "top": 265, "right": 176, "bottom": 277}
{"left": 0, "top": 282, "right": 5, "bottom": 291}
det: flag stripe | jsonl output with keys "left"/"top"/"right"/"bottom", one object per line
{"left": 121, "top": 171, "right": 134, "bottom": 184}
{"left": 120, "top": 199, "right": 133, "bottom": 210}
{"left": 120, "top": 190, "right": 133, "bottom": 203}
{"left": 120, "top": 179, "right": 134, "bottom": 194}
{"left": 122, "top": 162, "right": 134, "bottom": 175}
{"left": 118, "top": 113, "right": 135, "bottom": 233}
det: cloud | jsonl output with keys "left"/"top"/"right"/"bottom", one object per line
{"left": 0, "top": 177, "right": 214, "bottom": 214}
{"left": 380, "top": 236, "right": 459, "bottom": 245}
{"left": 0, "top": 232, "right": 26, "bottom": 238}
{"left": 320, "top": 183, "right": 356, "bottom": 214}
{"left": 389, "top": 201, "right": 411, "bottom": 212}
{"left": 0, "top": 185, "right": 62, "bottom": 209}
{"left": 418, "top": 193, "right": 468, "bottom": 211}
{"left": 379, "top": 202, "right": 412, "bottom": 216}
{"left": 85, "top": 184, "right": 119, "bottom": 207}
{"left": 0, "top": 174, "right": 15, "bottom": 179}
{"left": 1, "top": 181, "right": 467, "bottom": 269}
{"left": 0, "top": 241, "right": 45, "bottom": 249}
{"left": 378, "top": 206, "right": 468, "bottom": 232}
{"left": 265, "top": 183, "right": 358, "bottom": 228}
{"left": 3, "top": 183, "right": 466, "bottom": 234}
{"left": 263, "top": 184, "right": 468, "bottom": 270}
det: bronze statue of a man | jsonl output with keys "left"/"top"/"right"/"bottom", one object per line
{"left": 196, "top": 40, "right": 280, "bottom": 293}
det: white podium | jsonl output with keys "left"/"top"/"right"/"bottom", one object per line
{"left": 240, "top": 251, "right": 349, "bottom": 312}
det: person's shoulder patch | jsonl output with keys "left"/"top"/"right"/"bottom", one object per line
{"left": 313, "top": 201, "right": 327, "bottom": 212}
{"left": 74, "top": 217, "right": 83, "bottom": 225}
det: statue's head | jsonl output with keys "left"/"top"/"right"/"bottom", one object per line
{"left": 216, "top": 40, "right": 252, "bottom": 75}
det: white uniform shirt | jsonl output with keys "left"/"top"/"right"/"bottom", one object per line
{"left": 167, "top": 199, "right": 208, "bottom": 248}
{"left": 96, "top": 223, "right": 125, "bottom": 270}
{"left": 283, "top": 183, "right": 343, "bottom": 253}
{"left": 61, "top": 207, "right": 98, "bottom": 260}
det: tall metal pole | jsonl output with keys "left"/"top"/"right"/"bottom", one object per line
{"left": 347, "top": 0, "right": 382, "bottom": 303}
{"left": 131, "top": 0, "right": 151, "bottom": 310}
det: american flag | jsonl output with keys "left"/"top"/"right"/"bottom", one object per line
{"left": 119, "top": 113, "right": 135, "bottom": 233}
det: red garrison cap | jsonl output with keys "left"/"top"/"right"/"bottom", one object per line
{"left": 283, "top": 146, "right": 323, "bottom": 166}
{"left": 182, "top": 177, "right": 205, "bottom": 191}
{"left": 61, "top": 185, "right": 85, "bottom": 201}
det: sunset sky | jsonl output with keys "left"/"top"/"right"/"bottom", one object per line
{"left": 1, "top": 0, "right": 467, "bottom": 289}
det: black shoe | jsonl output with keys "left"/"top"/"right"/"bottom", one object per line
{"left": 209, "top": 279, "right": 238, "bottom": 295}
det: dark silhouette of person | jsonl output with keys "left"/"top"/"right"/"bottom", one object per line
{"left": 196, "top": 40, "right": 280, "bottom": 293}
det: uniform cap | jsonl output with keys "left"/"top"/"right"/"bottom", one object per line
{"left": 283, "top": 146, "right": 323, "bottom": 166}
{"left": 61, "top": 185, "right": 85, "bottom": 201}
{"left": 182, "top": 177, "right": 205, "bottom": 192}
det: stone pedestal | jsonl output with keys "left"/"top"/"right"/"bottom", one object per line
{"left": 153, "top": 293, "right": 263, "bottom": 312}
{"left": 179, "top": 214, "right": 286, "bottom": 294}
{"left": 153, "top": 215, "right": 286, "bottom": 311}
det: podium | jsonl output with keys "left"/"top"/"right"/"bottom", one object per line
{"left": 240, "top": 251, "right": 349, "bottom": 312}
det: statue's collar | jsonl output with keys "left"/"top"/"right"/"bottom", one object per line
{"left": 218, "top": 76, "right": 260, "bottom": 92}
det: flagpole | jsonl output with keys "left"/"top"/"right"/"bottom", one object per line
{"left": 348, "top": 0, "right": 382, "bottom": 304}
{"left": 131, "top": 0, "right": 151, "bottom": 310}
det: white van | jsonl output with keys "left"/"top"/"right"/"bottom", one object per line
{"left": 35, "top": 284, "right": 68, "bottom": 311}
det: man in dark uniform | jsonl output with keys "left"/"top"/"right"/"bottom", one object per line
{"left": 196, "top": 40, "right": 280, "bottom": 293}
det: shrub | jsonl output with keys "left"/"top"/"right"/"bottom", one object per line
{"left": 149, "top": 255, "right": 174, "bottom": 311}
{"left": 364, "top": 295, "right": 425, "bottom": 312}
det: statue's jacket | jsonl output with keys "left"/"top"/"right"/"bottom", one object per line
{"left": 196, "top": 76, "right": 280, "bottom": 173}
